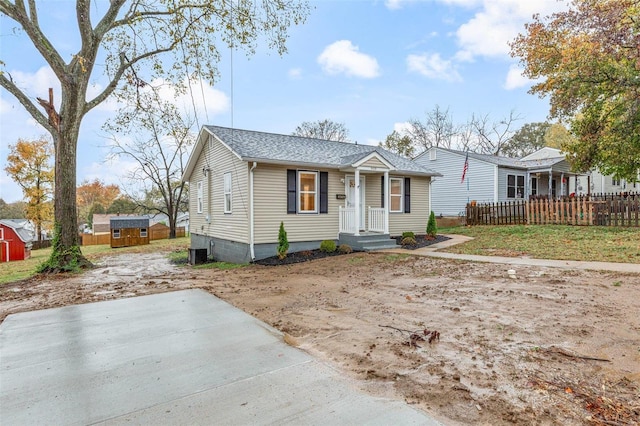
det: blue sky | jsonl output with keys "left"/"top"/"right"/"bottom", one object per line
{"left": 0, "top": 0, "right": 567, "bottom": 203}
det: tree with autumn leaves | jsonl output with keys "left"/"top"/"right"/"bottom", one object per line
{"left": 76, "top": 179, "right": 121, "bottom": 228}
{"left": 511, "top": 0, "right": 640, "bottom": 180}
{"left": 4, "top": 137, "right": 54, "bottom": 241}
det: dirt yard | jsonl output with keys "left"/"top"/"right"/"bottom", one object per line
{"left": 1, "top": 251, "right": 639, "bottom": 425}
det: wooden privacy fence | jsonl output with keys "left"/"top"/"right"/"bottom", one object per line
{"left": 80, "top": 226, "right": 186, "bottom": 246}
{"left": 467, "top": 196, "right": 640, "bottom": 227}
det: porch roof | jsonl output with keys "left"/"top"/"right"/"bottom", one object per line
{"left": 184, "top": 126, "right": 441, "bottom": 180}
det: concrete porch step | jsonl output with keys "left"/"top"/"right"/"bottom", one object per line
{"left": 338, "top": 233, "right": 398, "bottom": 251}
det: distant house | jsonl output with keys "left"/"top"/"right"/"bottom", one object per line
{"left": 0, "top": 219, "right": 35, "bottom": 262}
{"left": 110, "top": 216, "right": 150, "bottom": 248}
{"left": 182, "top": 126, "right": 441, "bottom": 263}
{"left": 414, "top": 147, "right": 584, "bottom": 217}
{"left": 176, "top": 212, "right": 189, "bottom": 231}
{"left": 520, "top": 147, "right": 639, "bottom": 195}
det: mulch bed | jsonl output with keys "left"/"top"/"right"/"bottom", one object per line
{"left": 394, "top": 234, "right": 451, "bottom": 250}
{"left": 254, "top": 234, "right": 451, "bottom": 266}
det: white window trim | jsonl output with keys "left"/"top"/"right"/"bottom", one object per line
{"left": 531, "top": 177, "right": 538, "bottom": 196}
{"left": 389, "top": 177, "right": 403, "bottom": 213}
{"left": 223, "top": 172, "right": 232, "bottom": 214}
{"left": 140, "top": 228, "right": 147, "bottom": 238}
{"left": 298, "top": 171, "right": 318, "bottom": 214}
{"left": 507, "top": 174, "right": 525, "bottom": 199}
{"left": 197, "top": 181, "right": 203, "bottom": 214}
{"left": 113, "top": 229, "right": 120, "bottom": 239}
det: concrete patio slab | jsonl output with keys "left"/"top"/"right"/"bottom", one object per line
{"left": 0, "top": 289, "right": 439, "bottom": 425}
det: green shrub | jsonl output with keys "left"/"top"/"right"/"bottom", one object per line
{"left": 277, "top": 222, "right": 289, "bottom": 259}
{"left": 338, "top": 244, "right": 353, "bottom": 254}
{"left": 426, "top": 211, "right": 437, "bottom": 237}
{"left": 401, "top": 236, "right": 417, "bottom": 246}
{"left": 401, "top": 231, "right": 415, "bottom": 239}
{"left": 319, "top": 240, "right": 337, "bottom": 253}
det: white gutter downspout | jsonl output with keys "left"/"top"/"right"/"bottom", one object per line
{"left": 249, "top": 162, "right": 257, "bottom": 261}
{"left": 494, "top": 165, "right": 499, "bottom": 202}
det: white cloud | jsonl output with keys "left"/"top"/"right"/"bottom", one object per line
{"left": 9, "top": 66, "right": 61, "bottom": 107}
{"left": 455, "top": 0, "right": 568, "bottom": 60}
{"left": 317, "top": 40, "right": 380, "bottom": 79}
{"left": 288, "top": 68, "right": 302, "bottom": 79}
{"left": 149, "top": 77, "right": 229, "bottom": 122}
{"left": 393, "top": 122, "right": 412, "bottom": 136}
{"left": 406, "top": 53, "right": 462, "bottom": 82}
{"left": 503, "top": 64, "right": 531, "bottom": 90}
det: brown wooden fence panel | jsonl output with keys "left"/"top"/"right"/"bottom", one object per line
{"left": 80, "top": 233, "right": 111, "bottom": 246}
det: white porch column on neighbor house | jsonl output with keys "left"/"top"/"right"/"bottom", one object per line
{"left": 548, "top": 170, "right": 553, "bottom": 197}
{"left": 560, "top": 172, "right": 565, "bottom": 196}
{"left": 525, "top": 171, "right": 530, "bottom": 198}
{"left": 384, "top": 170, "right": 389, "bottom": 234}
{"left": 354, "top": 168, "right": 360, "bottom": 236}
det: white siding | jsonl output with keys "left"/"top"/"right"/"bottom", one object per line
{"left": 253, "top": 164, "right": 341, "bottom": 244}
{"left": 388, "top": 176, "right": 431, "bottom": 236}
{"left": 415, "top": 148, "right": 496, "bottom": 216}
{"left": 497, "top": 168, "right": 527, "bottom": 202}
{"left": 188, "top": 135, "right": 249, "bottom": 243}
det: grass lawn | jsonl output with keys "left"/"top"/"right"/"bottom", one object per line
{"left": 439, "top": 225, "right": 640, "bottom": 264}
{"left": 0, "top": 237, "right": 191, "bottom": 285}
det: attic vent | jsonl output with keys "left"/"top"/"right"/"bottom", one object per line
{"left": 429, "top": 149, "right": 436, "bottom": 161}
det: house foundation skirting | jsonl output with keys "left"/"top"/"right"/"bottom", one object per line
{"left": 190, "top": 233, "right": 338, "bottom": 264}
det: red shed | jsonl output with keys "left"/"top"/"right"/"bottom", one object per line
{"left": 0, "top": 220, "right": 34, "bottom": 262}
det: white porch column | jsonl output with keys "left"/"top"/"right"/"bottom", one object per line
{"left": 560, "top": 172, "right": 565, "bottom": 196}
{"left": 548, "top": 170, "right": 553, "bottom": 198}
{"left": 354, "top": 168, "right": 360, "bottom": 236}
{"left": 384, "top": 170, "right": 389, "bottom": 234}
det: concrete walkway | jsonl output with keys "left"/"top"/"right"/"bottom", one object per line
{"left": 385, "top": 234, "right": 640, "bottom": 273}
{"left": 0, "top": 290, "right": 440, "bottom": 426}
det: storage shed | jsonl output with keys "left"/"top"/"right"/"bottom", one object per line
{"left": 0, "top": 219, "right": 34, "bottom": 262}
{"left": 110, "top": 216, "right": 150, "bottom": 248}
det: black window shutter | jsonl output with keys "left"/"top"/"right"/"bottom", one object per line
{"left": 320, "top": 172, "right": 328, "bottom": 214}
{"left": 381, "top": 176, "right": 385, "bottom": 208}
{"left": 287, "top": 170, "right": 297, "bottom": 214}
{"left": 404, "top": 177, "right": 411, "bottom": 213}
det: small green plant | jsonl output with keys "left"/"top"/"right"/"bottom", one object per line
{"left": 320, "top": 240, "right": 337, "bottom": 253}
{"left": 277, "top": 221, "right": 289, "bottom": 260}
{"left": 426, "top": 211, "right": 437, "bottom": 237}
{"left": 338, "top": 244, "right": 353, "bottom": 254}
{"left": 401, "top": 236, "right": 417, "bottom": 246}
{"left": 613, "top": 281, "right": 622, "bottom": 287}
{"left": 167, "top": 249, "right": 189, "bottom": 265}
{"left": 401, "top": 231, "right": 415, "bottom": 239}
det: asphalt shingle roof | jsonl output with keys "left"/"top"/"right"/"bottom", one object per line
{"left": 205, "top": 126, "right": 440, "bottom": 176}
{"left": 439, "top": 148, "right": 565, "bottom": 170}
{"left": 0, "top": 219, "right": 35, "bottom": 243}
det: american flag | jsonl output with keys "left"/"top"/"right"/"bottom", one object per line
{"left": 461, "top": 151, "right": 469, "bottom": 184}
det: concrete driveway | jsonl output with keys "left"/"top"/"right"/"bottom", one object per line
{"left": 0, "top": 289, "right": 439, "bottom": 425}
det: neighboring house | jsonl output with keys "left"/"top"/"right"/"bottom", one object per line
{"left": 182, "top": 126, "right": 441, "bottom": 263}
{"left": 0, "top": 219, "right": 35, "bottom": 262}
{"left": 521, "top": 147, "right": 639, "bottom": 195}
{"left": 93, "top": 213, "right": 169, "bottom": 235}
{"left": 415, "top": 147, "right": 583, "bottom": 217}
{"left": 176, "top": 212, "right": 189, "bottom": 231}
{"left": 110, "top": 216, "right": 150, "bottom": 248}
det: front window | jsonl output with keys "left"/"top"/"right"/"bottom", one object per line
{"left": 197, "top": 181, "right": 203, "bottom": 214}
{"left": 140, "top": 228, "right": 147, "bottom": 237}
{"left": 612, "top": 177, "right": 621, "bottom": 186}
{"left": 390, "top": 178, "right": 403, "bottom": 212}
{"left": 224, "top": 172, "right": 232, "bottom": 213}
{"left": 298, "top": 171, "right": 317, "bottom": 213}
{"left": 113, "top": 229, "right": 120, "bottom": 238}
{"left": 507, "top": 174, "right": 524, "bottom": 198}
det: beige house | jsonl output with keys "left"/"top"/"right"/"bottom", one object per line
{"left": 182, "top": 126, "right": 441, "bottom": 263}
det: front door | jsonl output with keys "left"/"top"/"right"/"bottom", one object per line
{"left": 346, "top": 176, "right": 365, "bottom": 229}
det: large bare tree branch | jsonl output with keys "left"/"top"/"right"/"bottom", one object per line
{"left": 0, "top": 72, "right": 52, "bottom": 133}
{"left": 0, "top": 0, "right": 67, "bottom": 79}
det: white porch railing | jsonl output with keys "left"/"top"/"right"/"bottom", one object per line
{"left": 339, "top": 206, "right": 356, "bottom": 233}
{"left": 368, "top": 207, "right": 386, "bottom": 233}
